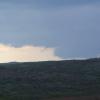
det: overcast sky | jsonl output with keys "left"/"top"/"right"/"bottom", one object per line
{"left": 0, "top": 0, "right": 100, "bottom": 62}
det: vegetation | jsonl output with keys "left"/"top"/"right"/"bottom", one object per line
{"left": 0, "top": 58, "right": 100, "bottom": 100}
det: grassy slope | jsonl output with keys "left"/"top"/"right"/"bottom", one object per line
{"left": 0, "top": 58, "right": 100, "bottom": 100}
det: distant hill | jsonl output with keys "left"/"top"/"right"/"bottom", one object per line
{"left": 0, "top": 58, "right": 100, "bottom": 100}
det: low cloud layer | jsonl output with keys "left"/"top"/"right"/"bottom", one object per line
{"left": 0, "top": 44, "right": 62, "bottom": 63}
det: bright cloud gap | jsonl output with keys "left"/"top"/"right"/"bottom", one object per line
{"left": 0, "top": 44, "right": 62, "bottom": 63}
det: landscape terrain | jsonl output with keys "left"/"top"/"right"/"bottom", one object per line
{"left": 0, "top": 58, "right": 100, "bottom": 100}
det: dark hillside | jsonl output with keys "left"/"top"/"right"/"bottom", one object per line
{"left": 0, "top": 58, "right": 100, "bottom": 100}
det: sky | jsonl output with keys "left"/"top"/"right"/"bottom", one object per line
{"left": 0, "top": 0, "right": 100, "bottom": 62}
